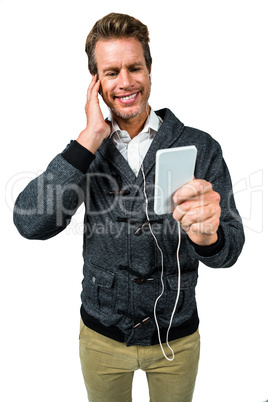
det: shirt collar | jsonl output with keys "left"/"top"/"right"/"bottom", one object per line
{"left": 109, "top": 109, "right": 162, "bottom": 139}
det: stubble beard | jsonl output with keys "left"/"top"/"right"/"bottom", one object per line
{"left": 109, "top": 87, "right": 151, "bottom": 121}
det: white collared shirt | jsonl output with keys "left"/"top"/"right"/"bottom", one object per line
{"left": 109, "top": 109, "right": 162, "bottom": 176}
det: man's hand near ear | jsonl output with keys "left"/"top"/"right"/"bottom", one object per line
{"left": 77, "top": 75, "right": 111, "bottom": 154}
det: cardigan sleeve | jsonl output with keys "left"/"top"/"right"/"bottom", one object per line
{"left": 13, "top": 142, "right": 94, "bottom": 240}
{"left": 186, "top": 131, "right": 245, "bottom": 268}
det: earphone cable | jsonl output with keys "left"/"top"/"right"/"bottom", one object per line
{"left": 141, "top": 163, "right": 181, "bottom": 361}
{"left": 115, "top": 105, "right": 181, "bottom": 361}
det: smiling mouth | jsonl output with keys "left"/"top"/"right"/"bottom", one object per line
{"left": 115, "top": 92, "right": 139, "bottom": 103}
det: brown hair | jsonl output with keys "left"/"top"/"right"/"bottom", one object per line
{"left": 85, "top": 13, "right": 152, "bottom": 75}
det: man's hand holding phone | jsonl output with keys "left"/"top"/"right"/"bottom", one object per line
{"left": 172, "top": 179, "right": 221, "bottom": 247}
{"left": 77, "top": 75, "right": 111, "bottom": 154}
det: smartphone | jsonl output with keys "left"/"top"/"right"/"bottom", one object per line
{"left": 154, "top": 146, "right": 197, "bottom": 215}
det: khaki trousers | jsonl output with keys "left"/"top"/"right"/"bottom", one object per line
{"left": 79, "top": 320, "right": 200, "bottom": 402}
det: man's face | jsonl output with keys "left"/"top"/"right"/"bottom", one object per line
{"left": 95, "top": 37, "right": 151, "bottom": 125}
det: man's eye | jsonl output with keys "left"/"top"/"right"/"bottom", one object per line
{"left": 107, "top": 72, "right": 118, "bottom": 77}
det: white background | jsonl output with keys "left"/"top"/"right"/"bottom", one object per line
{"left": 1, "top": 0, "right": 267, "bottom": 401}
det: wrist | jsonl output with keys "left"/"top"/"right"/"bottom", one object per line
{"left": 188, "top": 226, "right": 225, "bottom": 257}
{"left": 188, "top": 232, "right": 218, "bottom": 247}
{"left": 77, "top": 129, "right": 103, "bottom": 154}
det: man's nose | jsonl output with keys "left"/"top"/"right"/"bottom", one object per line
{"left": 118, "top": 70, "right": 134, "bottom": 90}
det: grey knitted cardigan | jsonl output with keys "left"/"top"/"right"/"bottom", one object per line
{"left": 14, "top": 108, "right": 245, "bottom": 346}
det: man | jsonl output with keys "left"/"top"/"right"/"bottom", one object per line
{"left": 13, "top": 13, "right": 245, "bottom": 402}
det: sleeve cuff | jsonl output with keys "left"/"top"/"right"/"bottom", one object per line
{"left": 61, "top": 140, "right": 95, "bottom": 174}
{"left": 187, "top": 225, "right": 225, "bottom": 257}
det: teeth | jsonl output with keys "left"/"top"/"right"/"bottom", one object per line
{"left": 119, "top": 93, "right": 137, "bottom": 100}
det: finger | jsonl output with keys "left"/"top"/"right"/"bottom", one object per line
{"left": 172, "top": 190, "right": 219, "bottom": 221}
{"left": 186, "top": 215, "right": 220, "bottom": 236}
{"left": 91, "top": 78, "right": 101, "bottom": 97}
{"left": 173, "top": 180, "right": 212, "bottom": 205}
{"left": 173, "top": 191, "right": 221, "bottom": 226}
{"left": 180, "top": 203, "right": 221, "bottom": 228}
{"left": 172, "top": 203, "right": 205, "bottom": 227}
{"left": 86, "top": 74, "right": 98, "bottom": 101}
